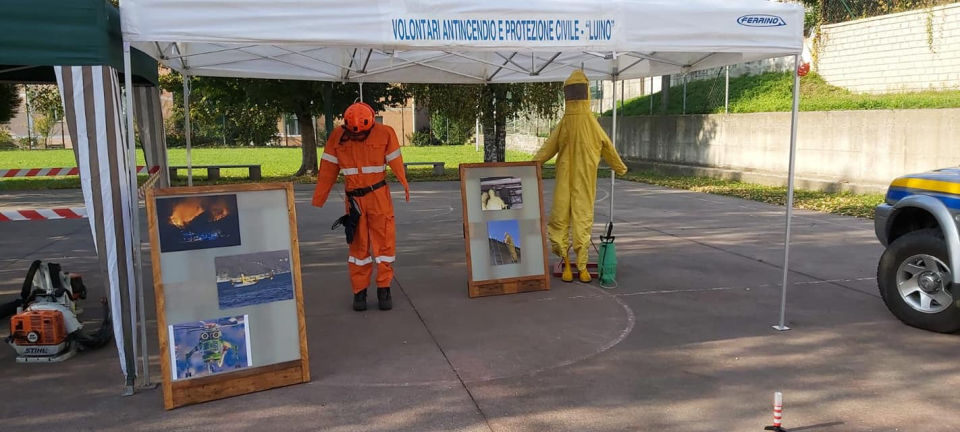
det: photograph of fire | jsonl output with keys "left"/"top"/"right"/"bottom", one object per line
{"left": 215, "top": 250, "right": 294, "bottom": 309}
{"left": 487, "top": 219, "right": 522, "bottom": 266}
{"left": 156, "top": 194, "right": 242, "bottom": 253}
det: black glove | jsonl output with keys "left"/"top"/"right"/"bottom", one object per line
{"left": 332, "top": 197, "right": 362, "bottom": 244}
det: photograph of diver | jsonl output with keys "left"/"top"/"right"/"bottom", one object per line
{"left": 480, "top": 176, "right": 523, "bottom": 211}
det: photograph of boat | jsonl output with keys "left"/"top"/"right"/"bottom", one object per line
{"left": 214, "top": 250, "right": 294, "bottom": 309}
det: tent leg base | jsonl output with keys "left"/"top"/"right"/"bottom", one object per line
{"left": 122, "top": 374, "right": 137, "bottom": 396}
{"left": 772, "top": 325, "right": 791, "bottom": 331}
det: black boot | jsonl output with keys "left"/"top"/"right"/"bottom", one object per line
{"left": 353, "top": 289, "right": 367, "bottom": 311}
{"left": 377, "top": 287, "right": 392, "bottom": 310}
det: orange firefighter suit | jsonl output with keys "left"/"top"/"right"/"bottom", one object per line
{"left": 312, "top": 122, "right": 410, "bottom": 294}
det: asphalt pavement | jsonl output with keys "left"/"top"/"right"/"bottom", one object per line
{"left": 0, "top": 180, "right": 956, "bottom": 431}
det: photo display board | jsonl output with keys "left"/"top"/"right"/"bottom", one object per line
{"left": 146, "top": 183, "right": 309, "bottom": 410}
{"left": 460, "top": 162, "right": 550, "bottom": 297}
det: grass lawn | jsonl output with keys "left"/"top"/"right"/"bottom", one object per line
{"left": 622, "top": 169, "right": 885, "bottom": 219}
{"left": 605, "top": 71, "right": 960, "bottom": 116}
{"left": 0, "top": 145, "right": 536, "bottom": 190}
{"left": 1, "top": 145, "right": 883, "bottom": 219}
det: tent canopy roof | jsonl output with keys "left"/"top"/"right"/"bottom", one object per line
{"left": 0, "top": 0, "right": 158, "bottom": 85}
{"left": 122, "top": 0, "right": 804, "bottom": 84}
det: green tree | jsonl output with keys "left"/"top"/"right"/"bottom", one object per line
{"left": 159, "top": 73, "right": 281, "bottom": 148}
{"left": 32, "top": 114, "right": 57, "bottom": 147}
{"left": 161, "top": 72, "right": 407, "bottom": 176}
{"left": 430, "top": 111, "right": 474, "bottom": 146}
{"left": 0, "top": 84, "right": 21, "bottom": 124}
{"left": 242, "top": 80, "right": 407, "bottom": 176}
{"left": 407, "top": 83, "right": 562, "bottom": 162}
{"left": 25, "top": 85, "right": 63, "bottom": 148}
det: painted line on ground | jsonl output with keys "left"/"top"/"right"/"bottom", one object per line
{"left": 313, "top": 283, "right": 636, "bottom": 389}
{"left": 535, "top": 277, "right": 878, "bottom": 302}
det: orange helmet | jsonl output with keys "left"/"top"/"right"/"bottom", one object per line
{"left": 344, "top": 102, "right": 376, "bottom": 133}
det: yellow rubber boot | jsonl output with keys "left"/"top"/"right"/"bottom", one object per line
{"left": 561, "top": 257, "right": 574, "bottom": 282}
{"left": 579, "top": 268, "right": 592, "bottom": 283}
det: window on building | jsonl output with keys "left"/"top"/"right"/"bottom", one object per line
{"left": 284, "top": 114, "right": 301, "bottom": 136}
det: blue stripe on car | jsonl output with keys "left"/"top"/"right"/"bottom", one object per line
{"left": 887, "top": 187, "right": 960, "bottom": 210}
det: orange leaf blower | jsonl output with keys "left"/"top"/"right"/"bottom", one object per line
{"left": 4, "top": 260, "right": 112, "bottom": 363}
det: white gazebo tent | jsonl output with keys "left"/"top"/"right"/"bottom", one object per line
{"left": 116, "top": 0, "right": 804, "bottom": 387}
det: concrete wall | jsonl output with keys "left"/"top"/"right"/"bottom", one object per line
{"left": 506, "top": 134, "right": 545, "bottom": 155}
{"left": 599, "top": 109, "right": 960, "bottom": 190}
{"left": 817, "top": 3, "right": 960, "bottom": 93}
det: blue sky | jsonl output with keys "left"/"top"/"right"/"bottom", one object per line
{"left": 487, "top": 219, "right": 521, "bottom": 248}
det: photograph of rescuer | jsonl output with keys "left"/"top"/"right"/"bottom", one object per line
{"left": 156, "top": 194, "right": 241, "bottom": 253}
{"left": 487, "top": 219, "right": 522, "bottom": 265}
{"left": 480, "top": 176, "right": 523, "bottom": 211}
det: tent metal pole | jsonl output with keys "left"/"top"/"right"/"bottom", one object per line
{"left": 611, "top": 75, "right": 618, "bottom": 223}
{"left": 775, "top": 55, "right": 801, "bottom": 332}
{"left": 24, "top": 90, "right": 33, "bottom": 148}
{"left": 183, "top": 75, "right": 193, "bottom": 186}
{"left": 725, "top": 65, "right": 730, "bottom": 114}
{"left": 649, "top": 77, "right": 653, "bottom": 115}
{"left": 682, "top": 74, "right": 687, "bottom": 115}
{"left": 123, "top": 42, "right": 147, "bottom": 393}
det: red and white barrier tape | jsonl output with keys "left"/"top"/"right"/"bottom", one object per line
{"left": 1, "top": 167, "right": 161, "bottom": 222}
{"left": 138, "top": 171, "right": 162, "bottom": 201}
{"left": 0, "top": 167, "right": 79, "bottom": 177}
{"left": 0, "top": 166, "right": 158, "bottom": 177}
{"left": 0, "top": 207, "right": 87, "bottom": 222}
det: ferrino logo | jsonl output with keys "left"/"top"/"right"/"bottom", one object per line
{"left": 737, "top": 15, "right": 786, "bottom": 27}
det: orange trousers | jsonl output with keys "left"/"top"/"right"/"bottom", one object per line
{"left": 346, "top": 189, "right": 396, "bottom": 293}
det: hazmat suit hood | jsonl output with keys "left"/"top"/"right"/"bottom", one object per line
{"left": 562, "top": 70, "right": 591, "bottom": 107}
{"left": 533, "top": 70, "right": 628, "bottom": 274}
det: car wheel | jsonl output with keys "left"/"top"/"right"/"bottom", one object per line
{"left": 878, "top": 229, "right": 960, "bottom": 333}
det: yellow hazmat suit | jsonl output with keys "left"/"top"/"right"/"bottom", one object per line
{"left": 534, "top": 70, "right": 628, "bottom": 282}
{"left": 505, "top": 233, "right": 519, "bottom": 263}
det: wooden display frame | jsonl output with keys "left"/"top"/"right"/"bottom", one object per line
{"left": 459, "top": 162, "right": 551, "bottom": 298}
{"left": 146, "top": 183, "right": 310, "bottom": 410}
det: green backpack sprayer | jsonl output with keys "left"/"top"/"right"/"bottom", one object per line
{"left": 597, "top": 170, "right": 618, "bottom": 289}
{"left": 598, "top": 222, "right": 617, "bottom": 288}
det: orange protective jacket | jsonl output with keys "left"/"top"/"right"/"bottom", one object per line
{"left": 312, "top": 124, "right": 410, "bottom": 293}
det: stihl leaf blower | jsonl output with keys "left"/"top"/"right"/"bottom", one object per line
{"left": 3, "top": 260, "right": 112, "bottom": 363}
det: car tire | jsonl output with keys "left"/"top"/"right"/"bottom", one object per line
{"left": 878, "top": 228, "right": 960, "bottom": 333}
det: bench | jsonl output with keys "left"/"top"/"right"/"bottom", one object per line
{"left": 169, "top": 164, "right": 262, "bottom": 181}
{"left": 403, "top": 162, "right": 445, "bottom": 176}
